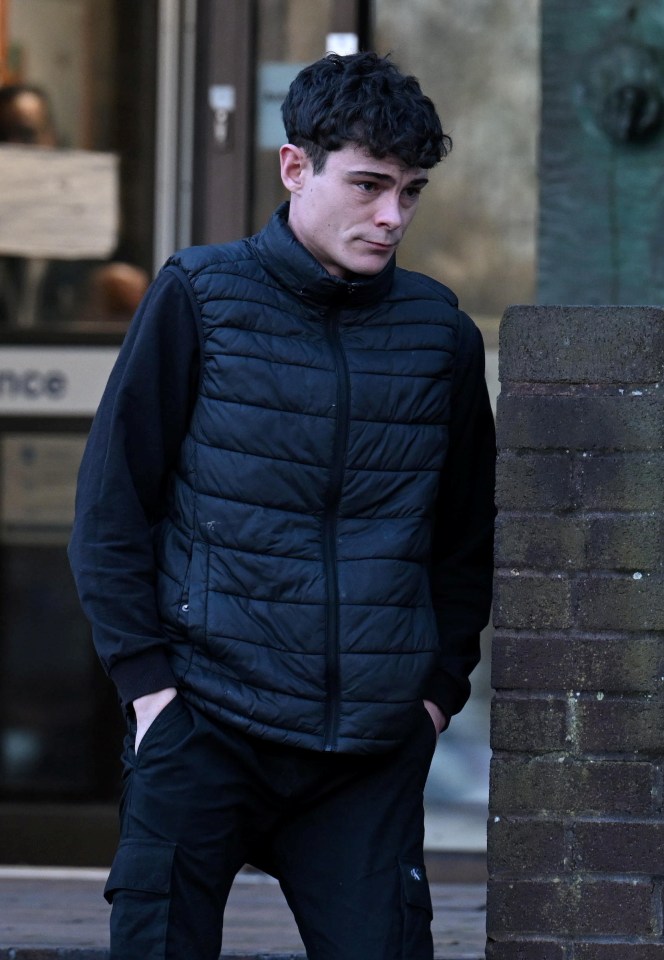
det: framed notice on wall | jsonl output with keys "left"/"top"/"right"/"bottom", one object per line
{"left": 0, "top": 432, "right": 87, "bottom": 544}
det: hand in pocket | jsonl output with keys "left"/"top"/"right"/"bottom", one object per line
{"left": 133, "top": 688, "right": 178, "bottom": 752}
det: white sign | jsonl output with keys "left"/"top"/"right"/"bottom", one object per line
{"left": 208, "top": 85, "right": 236, "bottom": 112}
{"left": 257, "top": 63, "right": 307, "bottom": 150}
{"left": 0, "top": 146, "right": 119, "bottom": 260}
{"left": 325, "top": 34, "right": 359, "bottom": 56}
{"left": 0, "top": 346, "right": 118, "bottom": 416}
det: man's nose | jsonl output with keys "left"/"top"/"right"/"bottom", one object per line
{"left": 375, "top": 193, "right": 403, "bottom": 230}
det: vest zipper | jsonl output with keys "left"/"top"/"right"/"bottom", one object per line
{"left": 322, "top": 309, "right": 350, "bottom": 751}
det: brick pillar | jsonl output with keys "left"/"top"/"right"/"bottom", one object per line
{"left": 487, "top": 306, "right": 664, "bottom": 960}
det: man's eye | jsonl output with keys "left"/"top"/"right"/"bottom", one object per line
{"left": 357, "top": 181, "right": 378, "bottom": 192}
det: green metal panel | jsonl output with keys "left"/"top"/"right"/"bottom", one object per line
{"left": 538, "top": 0, "right": 664, "bottom": 304}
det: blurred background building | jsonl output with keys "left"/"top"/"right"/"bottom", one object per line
{"left": 0, "top": 0, "right": 539, "bottom": 865}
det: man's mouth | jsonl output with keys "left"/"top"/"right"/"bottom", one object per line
{"left": 364, "top": 239, "right": 397, "bottom": 250}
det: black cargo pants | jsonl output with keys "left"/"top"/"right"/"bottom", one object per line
{"left": 104, "top": 695, "right": 438, "bottom": 960}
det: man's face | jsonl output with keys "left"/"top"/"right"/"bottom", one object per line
{"left": 0, "top": 92, "right": 56, "bottom": 146}
{"left": 281, "top": 143, "right": 429, "bottom": 279}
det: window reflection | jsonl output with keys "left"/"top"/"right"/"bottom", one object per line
{"left": 0, "top": 0, "right": 156, "bottom": 807}
{"left": 0, "top": 0, "right": 156, "bottom": 327}
{"left": 252, "top": 0, "right": 341, "bottom": 232}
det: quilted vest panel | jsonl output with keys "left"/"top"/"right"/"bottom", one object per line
{"left": 155, "top": 208, "right": 459, "bottom": 754}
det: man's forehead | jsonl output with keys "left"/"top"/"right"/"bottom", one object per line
{"left": 334, "top": 143, "right": 427, "bottom": 180}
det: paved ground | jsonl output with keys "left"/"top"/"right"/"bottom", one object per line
{"left": 0, "top": 866, "right": 486, "bottom": 959}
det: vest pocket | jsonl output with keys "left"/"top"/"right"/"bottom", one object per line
{"left": 186, "top": 539, "right": 210, "bottom": 644}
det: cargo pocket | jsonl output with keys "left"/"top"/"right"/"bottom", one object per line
{"left": 104, "top": 839, "right": 176, "bottom": 957}
{"left": 399, "top": 858, "right": 433, "bottom": 959}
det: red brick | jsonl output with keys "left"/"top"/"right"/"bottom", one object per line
{"left": 493, "top": 574, "right": 572, "bottom": 630}
{"left": 491, "top": 635, "right": 663, "bottom": 695}
{"left": 575, "top": 453, "right": 664, "bottom": 512}
{"left": 487, "top": 879, "right": 656, "bottom": 936}
{"left": 574, "top": 946, "right": 664, "bottom": 960}
{"left": 498, "top": 391, "right": 664, "bottom": 453}
{"left": 490, "top": 757, "right": 657, "bottom": 816}
{"left": 584, "top": 515, "right": 664, "bottom": 573}
{"left": 496, "top": 452, "right": 575, "bottom": 512}
{"left": 488, "top": 817, "right": 566, "bottom": 876}
{"left": 572, "top": 820, "right": 664, "bottom": 874}
{"left": 491, "top": 696, "right": 567, "bottom": 753}
{"left": 486, "top": 941, "right": 567, "bottom": 960}
{"left": 495, "top": 515, "right": 585, "bottom": 571}
{"left": 576, "top": 575, "right": 664, "bottom": 632}
{"left": 499, "top": 306, "right": 664, "bottom": 385}
{"left": 575, "top": 697, "right": 664, "bottom": 754}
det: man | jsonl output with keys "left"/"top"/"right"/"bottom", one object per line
{"left": 69, "top": 51, "right": 495, "bottom": 960}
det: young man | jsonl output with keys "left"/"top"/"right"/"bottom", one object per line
{"left": 69, "top": 51, "right": 495, "bottom": 960}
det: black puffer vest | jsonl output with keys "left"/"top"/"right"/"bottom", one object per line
{"left": 156, "top": 204, "right": 460, "bottom": 754}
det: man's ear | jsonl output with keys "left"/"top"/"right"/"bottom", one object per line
{"left": 280, "top": 143, "right": 309, "bottom": 194}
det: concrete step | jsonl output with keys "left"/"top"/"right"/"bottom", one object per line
{"left": 0, "top": 866, "right": 486, "bottom": 959}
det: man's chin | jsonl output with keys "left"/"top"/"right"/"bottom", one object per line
{"left": 346, "top": 253, "right": 395, "bottom": 277}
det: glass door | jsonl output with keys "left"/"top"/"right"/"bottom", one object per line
{"left": 0, "top": 0, "right": 158, "bottom": 330}
{"left": 0, "top": 0, "right": 371, "bottom": 865}
{"left": 0, "top": 0, "right": 165, "bottom": 866}
{"left": 251, "top": 0, "right": 371, "bottom": 233}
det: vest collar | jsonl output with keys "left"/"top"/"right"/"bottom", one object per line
{"left": 254, "top": 202, "right": 395, "bottom": 310}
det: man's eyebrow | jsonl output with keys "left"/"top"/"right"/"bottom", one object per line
{"left": 347, "top": 169, "right": 429, "bottom": 186}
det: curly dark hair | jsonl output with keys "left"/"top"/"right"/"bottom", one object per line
{"left": 281, "top": 51, "right": 451, "bottom": 173}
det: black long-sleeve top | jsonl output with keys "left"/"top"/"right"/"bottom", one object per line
{"left": 69, "top": 262, "right": 496, "bottom": 718}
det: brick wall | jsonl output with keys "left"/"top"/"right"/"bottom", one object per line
{"left": 487, "top": 306, "right": 664, "bottom": 959}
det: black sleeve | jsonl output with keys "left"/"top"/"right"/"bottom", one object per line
{"left": 68, "top": 264, "right": 201, "bottom": 706}
{"left": 422, "top": 313, "right": 496, "bottom": 725}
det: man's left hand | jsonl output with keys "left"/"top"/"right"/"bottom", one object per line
{"left": 423, "top": 699, "right": 446, "bottom": 736}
